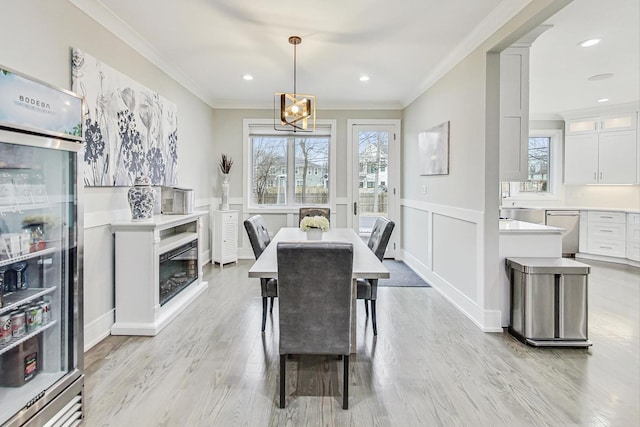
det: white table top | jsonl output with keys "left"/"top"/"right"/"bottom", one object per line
{"left": 248, "top": 227, "right": 390, "bottom": 280}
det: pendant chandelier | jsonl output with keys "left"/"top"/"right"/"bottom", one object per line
{"left": 274, "top": 35, "right": 316, "bottom": 132}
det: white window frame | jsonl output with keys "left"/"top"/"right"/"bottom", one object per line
{"left": 502, "top": 129, "right": 564, "bottom": 201}
{"left": 243, "top": 119, "right": 337, "bottom": 213}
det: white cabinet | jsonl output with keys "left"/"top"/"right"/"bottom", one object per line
{"left": 499, "top": 46, "right": 529, "bottom": 182}
{"left": 212, "top": 210, "right": 238, "bottom": 268}
{"left": 111, "top": 212, "right": 208, "bottom": 336}
{"left": 564, "top": 112, "right": 638, "bottom": 184}
{"left": 627, "top": 213, "right": 640, "bottom": 261}
{"left": 586, "top": 211, "right": 626, "bottom": 258}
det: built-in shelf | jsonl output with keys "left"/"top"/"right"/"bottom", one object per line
{"left": 0, "top": 287, "right": 56, "bottom": 316}
{"left": 159, "top": 231, "right": 198, "bottom": 253}
{"left": 0, "top": 247, "right": 57, "bottom": 268}
{"left": 0, "top": 320, "right": 57, "bottom": 356}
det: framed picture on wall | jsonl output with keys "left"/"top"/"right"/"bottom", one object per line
{"left": 418, "top": 121, "right": 450, "bottom": 175}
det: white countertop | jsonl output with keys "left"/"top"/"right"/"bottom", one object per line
{"left": 500, "top": 206, "right": 639, "bottom": 214}
{"left": 499, "top": 219, "right": 564, "bottom": 234}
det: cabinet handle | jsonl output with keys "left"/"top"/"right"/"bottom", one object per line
{"left": 600, "top": 216, "right": 613, "bottom": 219}
{"left": 599, "top": 245, "right": 613, "bottom": 249}
{"left": 600, "top": 229, "right": 613, "bottom": 232}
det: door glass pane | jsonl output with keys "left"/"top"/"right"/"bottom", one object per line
{"left": 358, "top": 131, "right": 388, "bottom": 237}
{"left": 250, "top": 137, "right": 287, "bottom": 205}
{"left": 294, "top": 137, "right": 329, "bottom": 205}
{"left": 0, "top": 141, "right": 75, "bottom": 423}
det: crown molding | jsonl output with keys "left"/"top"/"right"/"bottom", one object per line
{"left": 558, "top": 101, "right": 640, "bottom": 120}
{"left": 67, "top": 0, "right": 217, "bottom": 108}
{"left": 401, "top": 0, "right": 532, "bottom": 108}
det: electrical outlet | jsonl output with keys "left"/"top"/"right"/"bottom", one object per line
{"left": 422, "top": 185, "right": 427, "bottom": 194}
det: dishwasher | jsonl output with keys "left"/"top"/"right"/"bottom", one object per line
{"left": 545, "top": 210, "right": 580, "bottom": 257}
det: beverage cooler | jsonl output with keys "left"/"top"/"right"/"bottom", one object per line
{"left": 0, "top": 66, "right": 84, "bottom": 426}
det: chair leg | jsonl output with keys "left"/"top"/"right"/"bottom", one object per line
{"left": 371, "top": 300, "right": 377, "bottom": 336}
{"left": 280, "top": 355, "right": 286, "bottom": 408}
{"left": 364, "top": 299, "right": 369, "bottom": 316}
{"left": 270, "top": 296, "right": 275, "bottom": 313}
{"left": 343, "top": 354, "right": 349, "bottom": 409}
{"left": 262, "top": 297, "right": 267, "bottom": 332}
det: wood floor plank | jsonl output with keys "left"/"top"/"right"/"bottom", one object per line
{"left": 83, "top": 259, "right": 640, "bottom": 426}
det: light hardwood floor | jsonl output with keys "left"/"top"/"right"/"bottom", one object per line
{"left": 84, "top": 259, "right": 639, "bottom": 426}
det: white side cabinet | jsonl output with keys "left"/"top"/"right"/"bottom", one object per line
{"left": 564, "top": 111, "right": 638, "bottom": 184}
{"left": 212, "top": 210, "right": 238, "bottom": 268}
{"left": 111, "top": 212, "right": 209, "bottom": 336}
{"left": 627, "top": 213, "right": 640, "bottom": 261}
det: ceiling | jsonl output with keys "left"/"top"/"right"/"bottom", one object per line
{"left": 72, "top": 0, "right": 639, "bottom": 117}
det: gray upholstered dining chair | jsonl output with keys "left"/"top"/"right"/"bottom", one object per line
{"left": 243, "top": 215, "right": 278, "bottom": 332}
{"left": 277, "top": 241, "right": 353, "bottom": 409}
{"left": 298, "top": 207, "right": 330, "bottom": 225}
{"left": 357, "top": 217, "right": 395, "bottom": 336}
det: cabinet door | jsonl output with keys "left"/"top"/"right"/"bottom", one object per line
{"left": 566, "top": 117, "right": 598, "bottom": 134}
{"left": 499, "top": 47, "right": 529, "bottom": 182}
{"left": 598, "top": 130, "right": 637, "bottom": 184}
{"left": 564, "top": 134, "right": 598, "bottom": 184}
{"left": 599, "top": 113, "right": 637, "bottom": 132}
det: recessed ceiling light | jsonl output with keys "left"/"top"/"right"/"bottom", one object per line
{"left": 588, "top": 73, "right": 614, "bottom": 81}
{"left": 578, "top": 38, "right": 601, "bottom": 47}
{"left": 359, "top": 75, "right": 370, "bottom": 82}
{"left": 242, "top": 74, "right": 254, "bottom": 81}
{"left": 597, "top": 98, "right": 609, "bottom": 103}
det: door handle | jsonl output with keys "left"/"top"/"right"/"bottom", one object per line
{"left": 353, "top": 202, "right": 357, "bottom": 215}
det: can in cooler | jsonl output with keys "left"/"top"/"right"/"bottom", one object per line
{"left": 39, "top": 301, "right": 51, "bottom": 325}
{"left": 0, "top": 313, "right": 12, "bottom": 343}
{"left": 10, "top": 310, "right": 26, "bottom": 338}
{"left": 26, "top": 305, "right": 43, "bottom": 332}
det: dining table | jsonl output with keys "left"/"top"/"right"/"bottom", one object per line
{"left": 248, "top": 227, "right": 390, "bottom": 352}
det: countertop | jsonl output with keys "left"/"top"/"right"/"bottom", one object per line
{"left": 500, "top": 206, "right": 640, "bottom": 214}
{"left": 499, "top": 219, "right": 564, "bottom": 234}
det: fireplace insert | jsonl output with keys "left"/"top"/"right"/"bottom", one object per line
{"left": 159, "top": 239, "right": 198, "bottom": 306}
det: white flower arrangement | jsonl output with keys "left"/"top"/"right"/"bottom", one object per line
{"left": 300, "top": 215, "right": 330, "bottom": 232}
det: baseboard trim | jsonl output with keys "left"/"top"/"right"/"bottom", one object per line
{"left": 402, "top": 251, "right": 503, "bottom": 332}
{"left": 84, "top": 309, "right": 114, "bottom": 352}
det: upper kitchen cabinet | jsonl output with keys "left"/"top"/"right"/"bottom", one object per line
{"left": 564, "top": 110, "right": 639, "bottom": 184}
{"left": 499, "top": 26, "right": 551, "bottom": 182}
{"left": 499, "top": 46, "right": 529, "bottom": 182}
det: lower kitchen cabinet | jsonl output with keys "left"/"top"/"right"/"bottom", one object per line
{"left": 627, "top": 213, "right": 640, "bottom": 261}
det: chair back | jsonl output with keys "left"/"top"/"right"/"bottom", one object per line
{"left": 367, "top": 217, "right": 395, "bottom": 261}
{"left": 244, "top": 215, "right": 272, "bottom": 259}
{"left": 298, "top": 207, "right": 330, "bottom": 225}
{"left": 277, "top": 242, "right": 353, "bottom": 355}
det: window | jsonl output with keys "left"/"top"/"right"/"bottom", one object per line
{"left": 245, "top": 120, "right": 335, "bottom": 209}
{"left": 521, "top": 137, "right": 550, "bottom": 192}
{"left": 501, "top": 129, "right": 563, "bottom": 199}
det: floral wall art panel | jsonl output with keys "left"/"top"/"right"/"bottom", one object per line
{"left": 71, "top": 48, "right": 178, "bottom": 187}
{"left": 418, "top": 121, "right": 450, "bottom": 176}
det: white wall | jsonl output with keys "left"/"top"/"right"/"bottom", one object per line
{"left": 0, "top": 0, "right": 218, "bottom": 350}
{"left": 400, "top": 0, "right": 569, "bottom": 331}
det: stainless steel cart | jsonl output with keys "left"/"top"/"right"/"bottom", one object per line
{"left": 507, "top": 257, "right": 592, "bottom": 347}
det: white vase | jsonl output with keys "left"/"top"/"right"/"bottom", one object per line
{"left": 306, "top": 228, "right": 323, "bottom": 240}
{"left": 221, "top": 174, "right": 229, "bottom": 210}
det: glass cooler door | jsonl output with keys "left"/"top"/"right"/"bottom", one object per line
{"left": 0, "top": 138, "right": 78, "bottom": 425}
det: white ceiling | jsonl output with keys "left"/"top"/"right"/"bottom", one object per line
{"left": 72, "top": 0, "right": 639, "bottom": 117}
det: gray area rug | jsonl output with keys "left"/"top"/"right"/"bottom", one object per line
{"left": 379, "top": 260, "right": 431, "bottom": 287}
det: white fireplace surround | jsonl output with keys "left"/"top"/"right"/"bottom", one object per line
{"left": 110, "top": 211, "right": 208, "bottom": 336}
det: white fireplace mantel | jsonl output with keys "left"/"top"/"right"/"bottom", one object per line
{"left": 110, "top": 211, "right": 208, "bottom": 336}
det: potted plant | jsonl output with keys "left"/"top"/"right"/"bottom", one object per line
{"left": 300, "top": 215, "right": 330, "bottom": 240}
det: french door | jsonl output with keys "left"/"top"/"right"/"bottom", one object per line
{"left": 349, "top": 120, "right": 400, "bottom": 258}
